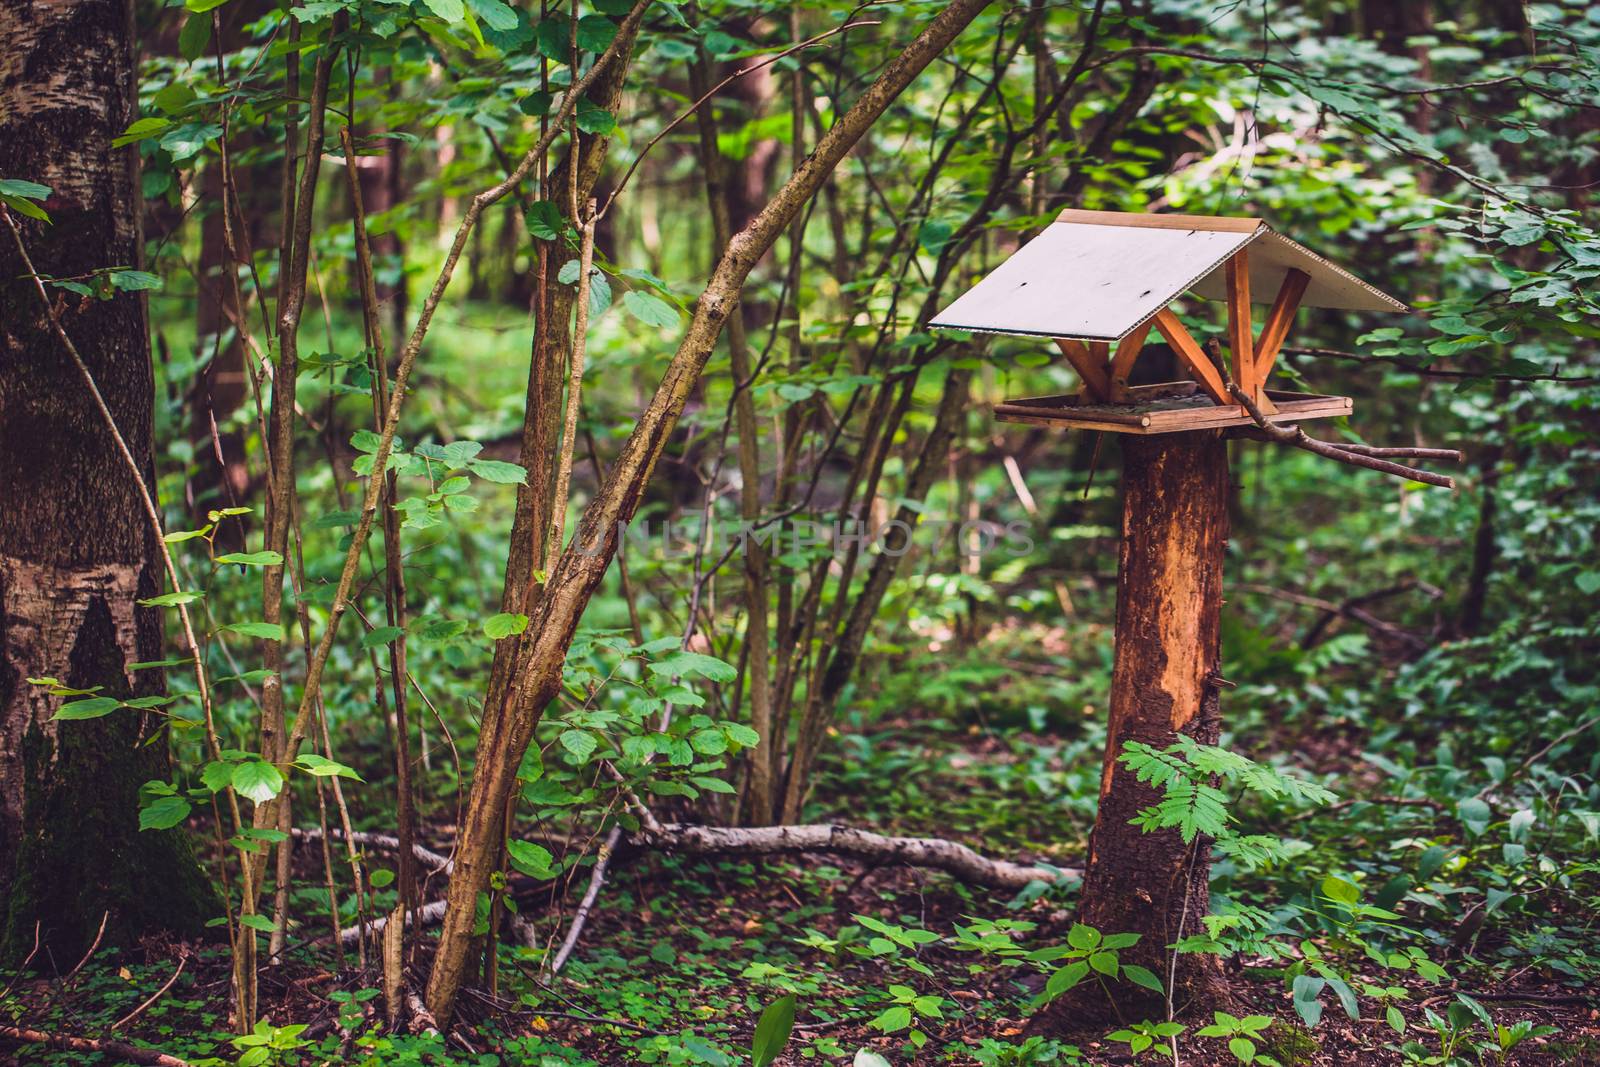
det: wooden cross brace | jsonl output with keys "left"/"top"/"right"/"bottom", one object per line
{"left": 1053, "top": 251, "right": 1312, "bottom": 414}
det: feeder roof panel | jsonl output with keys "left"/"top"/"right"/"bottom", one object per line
{"left": 928, "top": 209, "right": 1409, "bottom": 344}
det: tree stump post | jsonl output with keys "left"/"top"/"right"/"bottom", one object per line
{"left": 1036, "top": 429, "right": 1232, "bottom": 1028}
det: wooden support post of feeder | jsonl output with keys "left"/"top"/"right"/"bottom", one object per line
{"left": 929, "top": 209, "right": 1450, "bottom": 1019}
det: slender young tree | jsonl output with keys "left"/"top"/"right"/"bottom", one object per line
{"left": 0, "top": 0, "right": 217, "bottom": 964}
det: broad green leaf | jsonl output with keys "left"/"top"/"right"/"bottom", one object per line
{"left": 559, "top": 729, "right": 598, "bottom": 761}
{"left": 1066, "top": 922, "right": 1100, "bottom": 950}
{"left": 221, "top": 621, "right": 286, "bottom": 641}
{"left": 178, "top": 13, "right": 211, "bottom": 60}
{"left": 140, "top": 590, "right": 203, "bottom": 607}
{"left": 869, "top": 1005, "right": 911, "bottom": 1033}
{"left": 575, "top": 14, "right": 616, "bottom": 51}
{"left": 0, "top": 179, "right": 51, "bottom": 200}
{"left": 54, "top": 696, "right": 121, "bottom": 720}
{"left": 421, "top": 0, "right": 463, "bottom": 19}
{"left": 507, "top": 839, "right": 556, "bottom": 879}
{"left": 1044, "top": 960, "right": 1089, "bottom": 999}
{"left": 575, "top": 98, "right": 615, "bottom": 135}
{"left": 232, "top": 760, "right": 284, "bottom": 805}
{"left": 140, "top": 794, "right": 192, "bottom": 831}
{"left": 362, "top": 625, "right": 404, "bottom": 648}
{"left": 1123, "top": 964, "right": 1164, "bottom": 993}
{"left": 465, "top": 0, "right": 516, "bottom": 30}
{"left": 468, "top": 459, "right": 527, "bottom": 484}
{"left": 623, "top": 289, "right": 680, "bottom": 328}
{"left": 215, "top": 550, "right": 284, "bottom": 567}
{"left": 751, "top": 994, "right": 796, "bottom": 1067}
{"left": 483, "top": 613, "right": 528, "bottom": 639}
{"left": 296, "top": 754, "right": 363, "bottom": 780}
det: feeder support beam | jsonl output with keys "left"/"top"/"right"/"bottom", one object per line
{"left": 1054, "top": 338, "right": 1111, "bottom": 402}
{"left": 1225, "top": 250, "right": 1256, "bottom": 400}
{"left": 1108, "top": 321, "right": 1152, "bottom": 403}
{"left": 1253, "top": 267, "right": 1311, "bottom": 385}
{"left": 1151, "top": 309, "right": 1230, "bottom": 406}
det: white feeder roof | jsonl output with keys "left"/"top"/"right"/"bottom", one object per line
{"left": 929, "top": 209, "right": 1409, "bottom": 344}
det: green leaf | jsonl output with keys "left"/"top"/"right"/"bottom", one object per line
{"left": 648, "top": 650, "right": 736, "bottom": 683}
{"left": 215, "top": 550, "right": 284, "bottom": 567}
{"left": 1044, "top": 960, "right": 1089, "bottom": 999}
{"left": 140, "top": 590, "right": 203, "bottom": 607}
{"left": 107, "top": 269, "right": 161, "bottom": 292}
{"left": 575, "top": 97, "right": 616, "bottom": 135}
{"left": 0, "top": 179, "right": 51, "bottom": 200}
{"left": 1123, "top": 964, "right": 1164, "bottom": 993}
{"left": 201, "top": 761, "right": 234, "bottom": 793}
{"left": 1066, "top": 923, "right": 1101, "bottom": 950}
{"left": 622, "top": 289, "right": 680, "bottom": 328}
{"left": 140, "top": 794, "right": 192, "bottom": 831}
{"left": 870, "top": 1005, "right": 911, "bottom": 1033}
{"left": 221, "top": 621, "right": 286, "bottom": 641}
{"left": 1, "top": 192, "right": 49, "bottom": 221}
{"left": 238, "top": 913, "right": 276, "bottom": 933}
{"left": 232, "top": 760, "right": 284, "bottom": 805}
{"left": 295, "top": 753, "right": 363, "bottom": 780}
{"left": 420, "top": 0, "right": 463, "bottom": 19}
{"left": 507, "top": 839, "right": 556, "bottom": 879}
{"left": 465, "top": 0, "right": 516, "bottom": 30}
{"left": 369, "top": 868, "right": 395, "bottom": 888}
{"left": 112, "top": 117, "right": 171, "bottom": 147}
{"left": 54, "top": 696, "right": 122, "bottom": 720}
{"left": 1228, "top": 1037, "right": 1256, "bottom": 1063}
{"left": 525, "top": 199, "right": 563, "bottom": 240}
{"left": 751, "top": 993, "right": 796, "bottom": 1067}
{"left": 179, "top": 13, "right": 211, "bottom": 61}
{"left": 1457, "top": 797, "right": 1492, "bottom": 835}
{"left": 468, "top": 459, "right": 528, "bottom": 484}
{"left": 483, "top": 613, "right": 529, "bottom": 639}
{"left": 362, "top": 625, "right": 404, "bottom": 649}
{"left": 575, "top": 14, "right": 616, "bottom": 52}
{"left": 559, "top": 729, "right": 597, "bottom": 762}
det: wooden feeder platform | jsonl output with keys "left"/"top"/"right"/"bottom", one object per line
{"left": 994, "top": 381, "right": 1351, "bottom": 435}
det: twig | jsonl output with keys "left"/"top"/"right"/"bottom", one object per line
{"left": 599, "top": 19, "right": 882, "bottom": 219}
{"left": 111, "top": 954, "right": 188, "bottom": 1031}
{"left": 1285, "top": 345, "right": 1598, "bottom": 385}
{"left": 547, "top": 825, "right": 623, "bottom": 975}
{"left": 62, "top": 912, "right": 108, "bottom": 982}
{"left": 1229, "top": 384, "right": 1456, "bottom": 489}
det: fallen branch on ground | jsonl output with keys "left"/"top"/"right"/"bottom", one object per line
{"left": 330, "top": 822, "right": 1073, "bottom": 945}
{"left": 639, "top": 823, "right": 1077, "bottom": 890}
{"left": 293, "top": 827, "right": 453, "bottom": 873}
{"left": 0, "top": 1026, "right": 189, "bottom": 1066}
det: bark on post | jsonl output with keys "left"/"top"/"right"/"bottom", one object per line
{"left": 0, "top": 0, "right": 217, "bottom": 963}
{"left": 1036, "top": 430, "right": 1232, "bottom": 1028}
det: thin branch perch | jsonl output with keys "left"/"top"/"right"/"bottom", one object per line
{"left": 1229, "top": 384, "right": 1456, "bottom": 489}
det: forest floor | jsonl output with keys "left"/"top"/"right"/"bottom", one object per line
{"left": 5, "top": 634, "right": 1599, "bottom": 1065}
{"left": 6, "top": 721, "right": 1599, "bottom": 1066}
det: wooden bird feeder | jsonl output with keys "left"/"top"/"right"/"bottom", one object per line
{"left": 930, "top": 209, "right": 1409, "bottom": 433}
{"left": 928, "top": 210, "right": 1454, "bottom": 1020}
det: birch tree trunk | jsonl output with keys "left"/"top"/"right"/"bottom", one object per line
{"left": 0, "top": 0, "right": 217, "bottom": 964}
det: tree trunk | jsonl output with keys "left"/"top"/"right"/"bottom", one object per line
{"left": 0, "top": 0, "right": 217, "bottom": 964}
{"left": 1035, "top": 431, "right": 1232, "bottom": 1029}
{"left": 423, "top": 0, "right": 994, "bottom": 1025}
